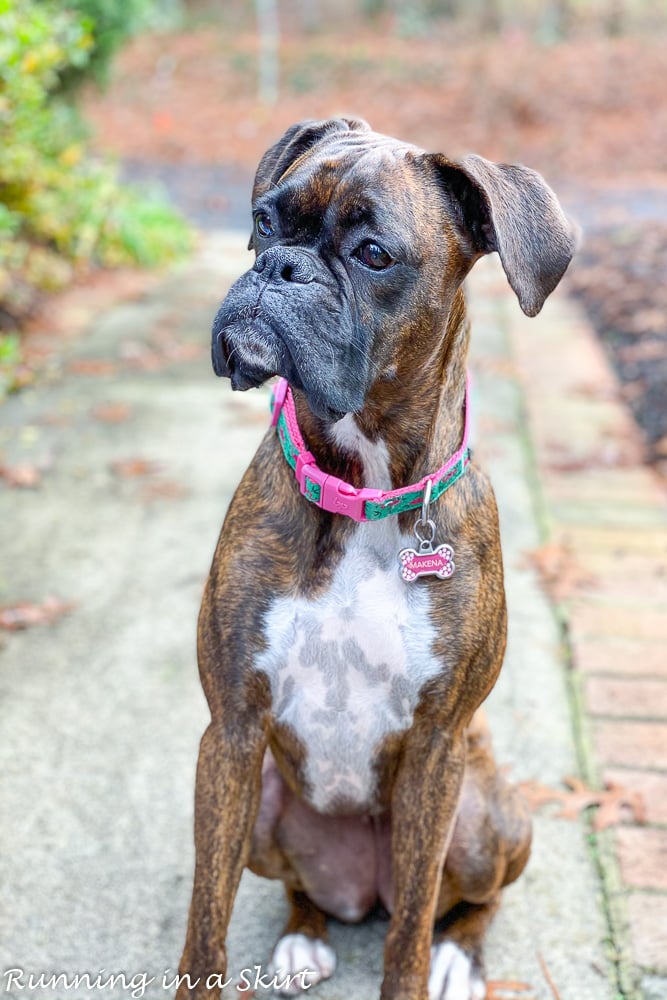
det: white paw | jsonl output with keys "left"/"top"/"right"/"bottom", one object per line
{"left": 428, "top": 941, "right": 485, "bottom": 1000}
{"left": 269, "top": 933, "right": 336, "bottom": 995}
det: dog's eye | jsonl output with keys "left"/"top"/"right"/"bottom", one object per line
{"left": 354, "top": 241, "right": 394, "bottom": 271}
{"left": 254, "top": 212, "right": 274, "bottom": 239}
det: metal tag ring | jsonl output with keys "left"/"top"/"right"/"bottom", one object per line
{"left": 413, "top": 517, "right": 436, "bottom": 545}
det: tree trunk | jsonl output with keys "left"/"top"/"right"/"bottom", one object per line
{"left": 256, "top": 0, "right": 279, "bottom": 105}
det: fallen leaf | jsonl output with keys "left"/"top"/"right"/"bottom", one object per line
{"left": 537, "top": 952, "right": 562, "bottom": 1000}
{"left": 486, "top": 981, "right": 535, "bottom": 999}
{"left": 140, "top": 479, "right": 188, "bottom": 500}
{"left": 0, "top": 463, "right": 42, "bottom": 488}
{"left": 110, "top": 458, "right": 161, "bottom": 478}
{"left": 92, "top": 403, "right": 132, "bottom": 423}
{"left": 0, "top": 596, "right": 75, "bottom": 631}
{"left": 68, "top": 359, "right": 118, "bottom": 376}
{"left": 518, "top": 775, "right": 646, "bottom": 830}
{"left": 591, "top": 780, "right": 647, "bottom": 830}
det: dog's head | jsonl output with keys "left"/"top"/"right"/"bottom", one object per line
{"left": 212, "top": 118, "right": 576, "bottom": 421}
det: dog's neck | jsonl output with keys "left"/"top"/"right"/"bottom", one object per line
{"left": 290, "top": 288, "right": 470, "bottom": 493}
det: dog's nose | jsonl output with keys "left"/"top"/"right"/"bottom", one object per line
{"left": 253, "top": 247, "right": 315, "bottom": 284}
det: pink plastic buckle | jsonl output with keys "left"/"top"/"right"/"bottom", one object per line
{"left": 296, "top": 457, "right": 383, "bottom": 522}
{"left": 270, "top": 378, "right": 289, "bottom": 427}
{"left": 320, "top": 477, "right": 383, "bottom": 521}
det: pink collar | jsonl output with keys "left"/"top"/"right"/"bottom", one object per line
{"left": 270, "top": 376, "right": 471, "bottom": 523}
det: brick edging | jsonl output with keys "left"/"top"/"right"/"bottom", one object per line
{"left": 504, "top": 281, "right": 667, "bottom": 996}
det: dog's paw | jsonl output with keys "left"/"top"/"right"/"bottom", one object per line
{"left": 269, "top": 933, "right": 336, "bottom": 996}
{"left": 428, "top": 941, "right": 485, "bottom": 1000}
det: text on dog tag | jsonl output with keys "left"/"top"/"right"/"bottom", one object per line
{"left": 398, "top": 543, "right": 455, "bottom": 582}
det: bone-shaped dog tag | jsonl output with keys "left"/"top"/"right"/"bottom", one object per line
{"left": 398, "top": 542, "right": 455, "bottom": 582}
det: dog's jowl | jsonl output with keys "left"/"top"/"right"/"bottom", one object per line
{"left": 178, "top": 118, "right": 576, "bottom": 1000}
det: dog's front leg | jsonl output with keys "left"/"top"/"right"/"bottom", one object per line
{"left": 381, "top": 729, "right": 466, "bottom": 1000}
{"left": 177, "top": 716, "right": 267, "bottom": 1000}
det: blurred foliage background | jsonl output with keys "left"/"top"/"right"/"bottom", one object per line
{"left": 0, "top": 0, "right": 192, "bottom": 351}
{"left": 1, "top": 0, "right": 664, "bottom": 334}
{"left": 74, "top": 0, "right": 667, "bottom": 177}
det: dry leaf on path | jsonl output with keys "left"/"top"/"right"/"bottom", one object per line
{"left": 538, "top": 952, "right": 562, "bottom": 1000}
{"left": 140, "top": 480, "right": 188, "bottom": 501}
{"left": 518, "top": 775, "right": 646, "bottom": 830}
{"left": 92, "top": 403, "right": 133, "bottom": 423}
{"left": 0, "top": 463, "right": 42, "bottom": 488}
{"left": 486, "top": 981, "right": 535, "bottom": 999}
{"left": 68, "top": 359, "right": 118, "bottom": 376}
{"left": 0, "top": 596, "right": 75, "bottom": 631}
{"left": 110, "top": 458, "right": 161, "bottom": 478}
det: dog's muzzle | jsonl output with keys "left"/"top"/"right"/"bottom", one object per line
{"left": 210, "top": 247, "right": 318, "bottom": 390}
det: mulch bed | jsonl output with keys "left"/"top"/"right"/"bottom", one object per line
{"left": 567, "top": 225, "right": 667, "bottom": 470}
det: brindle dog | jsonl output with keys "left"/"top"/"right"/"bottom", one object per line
{"left": 177, "top": 118, "right": 576, "bottom": 1000}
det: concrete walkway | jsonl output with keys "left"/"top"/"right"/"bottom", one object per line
{"left": 0, "top": 234, "right": 663, "bottom": 1000}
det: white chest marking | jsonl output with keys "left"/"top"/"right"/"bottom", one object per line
{"left": 255, "top": 419, "right": 447, "bottom": 812}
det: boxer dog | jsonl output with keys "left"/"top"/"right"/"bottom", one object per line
{"left": 177, "top": 118, "right": 576, "bottom": 1000}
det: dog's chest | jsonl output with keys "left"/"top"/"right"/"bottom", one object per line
{"left": 254, "top": 421, "right": 446, "bottom": 813}
{"left": 256, "top": 528, "right": 443, "bottom": 811}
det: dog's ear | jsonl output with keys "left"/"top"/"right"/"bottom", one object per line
{"left": 252, "top": 117, "right": 370, "bottom": 200}
{"left": 428, "top": 153, "right": 578, "bottom": 316}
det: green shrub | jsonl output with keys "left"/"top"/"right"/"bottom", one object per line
{"left": 0, "top": 0, "right": 192, "bottom": 336}
{"left": 54, "top": 0, "right": 155, "bottom": 91}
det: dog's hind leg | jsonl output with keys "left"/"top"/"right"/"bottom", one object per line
{"left": 428, "top": 712, "right": 532, "bottom": 1000}
{"left": 269, "top": 888, "right": 336, "bottom": 996}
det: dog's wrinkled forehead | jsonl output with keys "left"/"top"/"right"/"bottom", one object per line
{"left": 253, "top": 124, "right": 410, "bottom": 197}
{"left": 253, "top": 130, "right": 437, "bottom": 251}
